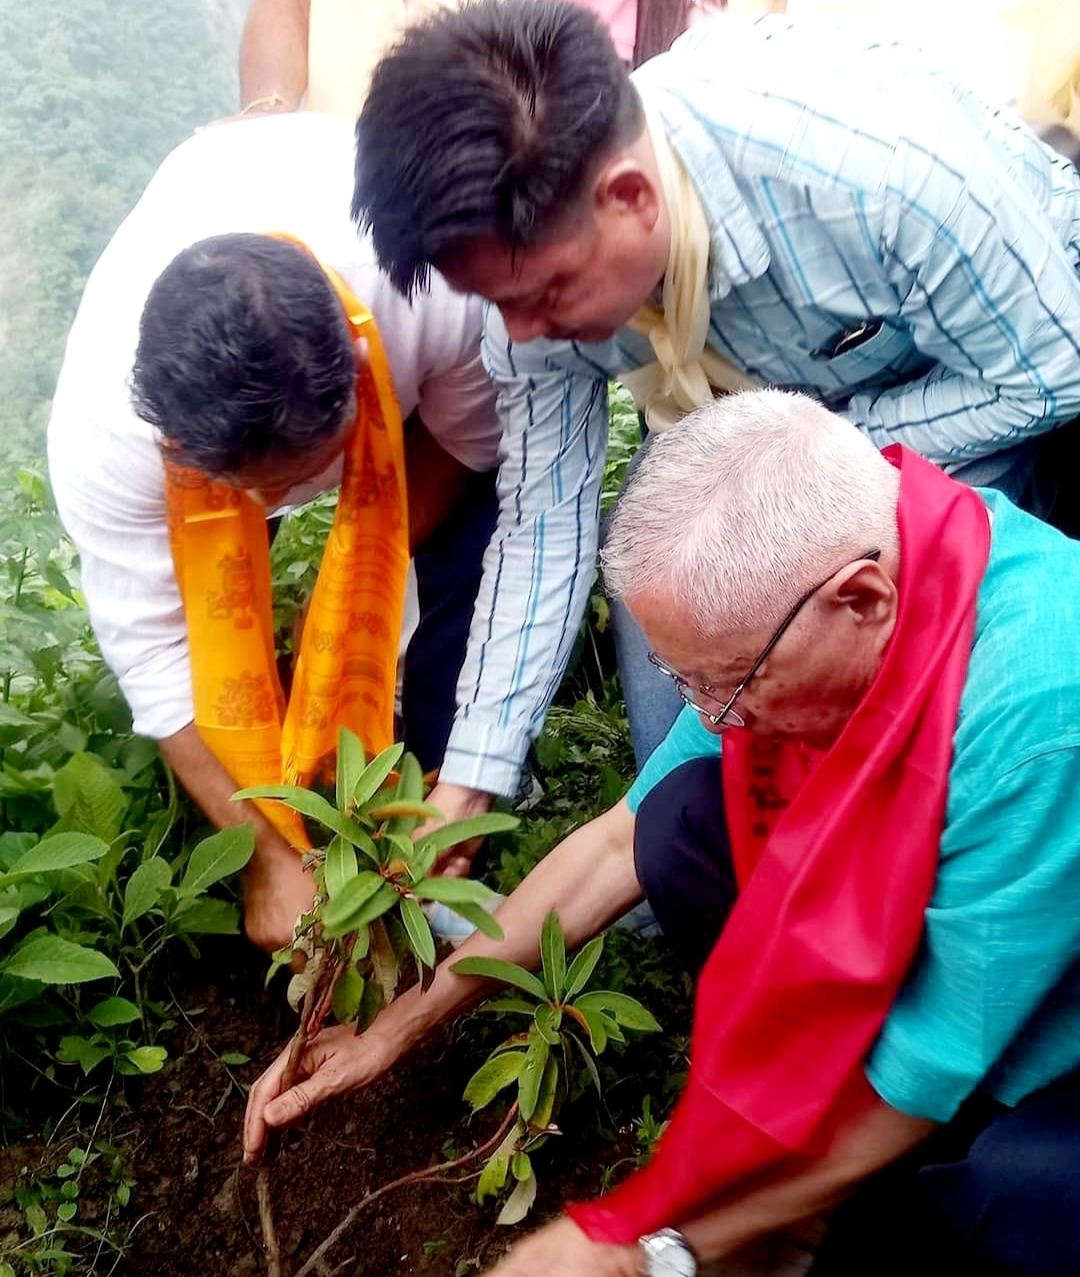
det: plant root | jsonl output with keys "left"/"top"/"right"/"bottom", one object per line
{"left": 257, "top": 1166, "right": 283, "bottom": 1277}
{"left": 294, "top": 1105, "right": 520, "bottom": 1277}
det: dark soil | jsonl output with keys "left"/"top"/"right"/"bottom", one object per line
{"left": 1, "top": 937, "right": 644, "bottom": 1277}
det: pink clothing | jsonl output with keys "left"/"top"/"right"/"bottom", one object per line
{"left": 571, "top": 0, "right": 638, "bottom": 60}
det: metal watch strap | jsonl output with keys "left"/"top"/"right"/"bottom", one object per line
{"left": 638, "top": 1227, "right": 698, "bottom": 1277}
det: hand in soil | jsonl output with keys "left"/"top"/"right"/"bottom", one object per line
{"left": 485, "top": 1216, "right": 639, "bottom": 1277}
{"left": 421, "top": 780, "right": 492, "bottom": 877}
{"left": 244, "top": 1021, "right": 395, "bottom": 1163}
{"left": 242, "top": 832, "right": 316, "bottom": 952}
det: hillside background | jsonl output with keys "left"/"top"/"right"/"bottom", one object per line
{"left": 0, "top": 0, "right": 247, "bottom": 466}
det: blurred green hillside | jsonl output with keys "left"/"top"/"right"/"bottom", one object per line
{"left": 0, "top": 0, "right": 246, "bottom": 465}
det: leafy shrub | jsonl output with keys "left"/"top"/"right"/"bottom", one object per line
{"left": 0, "top": 467, "right": 254, "bottom": 1090}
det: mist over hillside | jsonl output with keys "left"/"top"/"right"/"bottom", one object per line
{"left": 0, "top": 0, "right": 247, "bottom": 464}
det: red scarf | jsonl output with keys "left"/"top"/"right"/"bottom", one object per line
{"left": 570, "top": 447, "right": 990, "bottom": 1242}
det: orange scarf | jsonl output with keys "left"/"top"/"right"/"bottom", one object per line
{"left": 164, "top": 251, "right": 409, "bottom": 848}
{"left": 571, "top": 447, "right": 991, "bottom": 1240}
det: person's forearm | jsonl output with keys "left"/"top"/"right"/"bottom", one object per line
{"left": 406, "top": 418, "right": 481, "bottom": 552}
{"left": 362, "top": 800, "right": 641, "bottom": 1058}
{"left": 159, "top": 721, "right": 282, "bottom": 844}
{"left": 679, "top": 1089, "right": 936, "bottom": 1263}
{"left": 239, "top": 0, "right": 310, "bottom": 110}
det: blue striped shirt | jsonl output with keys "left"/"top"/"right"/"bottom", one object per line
{"left": 443, "top": 16, "right": 1080, "bottom": 796}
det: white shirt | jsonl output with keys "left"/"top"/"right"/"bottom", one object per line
{"left": 48, "top": 113, "right": 502, "bottom": 769}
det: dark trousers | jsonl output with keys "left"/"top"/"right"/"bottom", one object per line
{"left": 401, "top": 469, "right": 498, "bottom": 772}
{"left": 634, "top": 758, "right": 1080, "bottom": 1277}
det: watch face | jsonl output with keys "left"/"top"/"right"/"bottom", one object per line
{"left": 640, "top": 1229, "right": 697, "bottom": 1277}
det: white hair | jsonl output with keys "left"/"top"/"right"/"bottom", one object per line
{"left": 602, "top": 390, "right": 901, "bottom": 636}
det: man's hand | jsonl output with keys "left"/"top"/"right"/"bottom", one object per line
{"left": 241, "top": 830, "right": 315, "bottom": 952}
{"left": 485, "top": 1217, "right": 639, "bottom": 1277}
{"left": 243, "top": 1020, "right": 399, "bottom": 1163}
{"left": 421, "top": 781, "right": 493, "bottom": 877}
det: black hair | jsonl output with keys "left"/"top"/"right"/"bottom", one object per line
{"left": 131, "top": 233, "right": 355, "bottom": 475}
{"left": 352, "top": 0, "right": 643, "bottom": 298}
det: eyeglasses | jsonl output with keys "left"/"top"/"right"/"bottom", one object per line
{"left": 647, "top": 550, "right": 882, "bottom": 729}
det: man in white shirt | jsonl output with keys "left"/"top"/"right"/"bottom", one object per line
{"left": 48, "top": 112, "right": 551, "bottom": 951}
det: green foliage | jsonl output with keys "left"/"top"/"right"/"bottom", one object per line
{"left": 237, "top": 728, "right": 519, "bottom": 1027}
{"left": 0, "top": 466, "right": 254, "bottom": 1092}
{"left": 453, "top": 911, "right": 660, "bottom": 1223}
{"left": 2, "top": 1138, "right": 138, "bottom": 1275}
{"left": 489, "top": 687, "right": 634, "bottom": 896}
{"left": 601, "top": 382, "right": 642, "bottom": 516}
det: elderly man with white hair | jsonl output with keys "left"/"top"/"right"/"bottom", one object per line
{"left": 243, "top": 389, "right": 1080, "bottom": 1277}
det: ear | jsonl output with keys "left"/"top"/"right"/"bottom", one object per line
{"left": 352, "top": 336, "right": 369, "bottom": 373}
{"left": 830, "top": 559, "right": 897, "bottom": 630}
{"left": 593, "top": 156, "right": 662, "bottom": 230}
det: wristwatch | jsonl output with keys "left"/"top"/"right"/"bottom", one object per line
{"left": 638, "top": 1228, "right": 698, "bottom": 1277}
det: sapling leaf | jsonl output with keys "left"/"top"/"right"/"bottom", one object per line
{"left": 534, "top": 1003, "right": 562, "bottom": 1045}
{"left": 518, "top": 1029, "right": 550, "bottom": 1122}
{"left": 387, "top": 752, "right": 425, "bottom": 835}
{"left": 122, "top": 857, "right": 171, "bottom": 930}
{"left": 476, "top": 1151, "right": 510, "bottom": 1203}
{"left": 179, "top": 825, "right": 255, "bottom": 894}
{"left": 350, "top": 741, "right": 405, "bottom": 807}
{"left": 400, "top": 897, "right": 436, "bottom": 969}
{"left": 511, "top": 1152, "right": 532, "bottom": 1182}
{"left": 367, "top": 799, "right": 443, "bottom": 821}
{"left": 369, "top": 917, "right": 400, "bottom": 1007}
{"left": 413, "top": 812, "right": 520, "bottom": 857}
{"left": 568, "top": 1030, "right": 603, "bottom": 1099}
{"left": 573, "top": 991, "right": 661, "bottom": 1034}
{"left": 411, "top": 876, "right": 501, "bottom": 907}
{"left": 539, "top": 910, "right": 566, "bottom": 1001}
{"left": 351, "top": 925, "right": 370, "bottom": 961}
{"left": 332, "top": 963, "right": 365, "bottom": 1024}
{"left": 233, "top": 784, "right": 364, "bottom": 847}
{"left": 531, "top": 1052, "right": 560, "bottom": 1130}
{"left": 451, "top": 956, "right": 548, "bottom": 1001}
{"left": 574, "top": 1005, "right": 608, "bottom": 1054}
{"left": 563, "top": 935, "right": 605, "bottom": 999}
{"left": 382, "top": 831, "right": 417, "bottom": 869}
{"left": 320, "top": 871, "right": 386, "bottom": 937}
{"left": 475, "top": 994, "right": 536, "bottom": 1016}
{"left": 393, "top": 751, "right": 425, "bottom": 803}
{"left": 496, "top": 1169, "right": 537, "bottom": 1225}
{"left": 324, "top": 835, "right": 358, "bottom": 898}
{"left": 336, "top": 728, "right": 367, "bottom": 808}
{"left": 463, "top": 1050, "right": 526, "bottom": 1111}
{"left": 354, "top": 972, "right": 384, "bottom": 1032}
{"left": 437, "top": 901, "right": 504, "bottom": 942}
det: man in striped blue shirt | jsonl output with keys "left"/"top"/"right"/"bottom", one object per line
{"left": 354, "top": 0, "right": 1080, "bottom": 784}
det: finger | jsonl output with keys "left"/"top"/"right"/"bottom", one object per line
{"left": 260, "top": 1066, "right": 346, "bottom": 1134}
{"left": 437, "top": 852, "right": 472, "bottom": 878}
{"left": 243, "top": 1050, "right": 295, "bottom": 1162}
